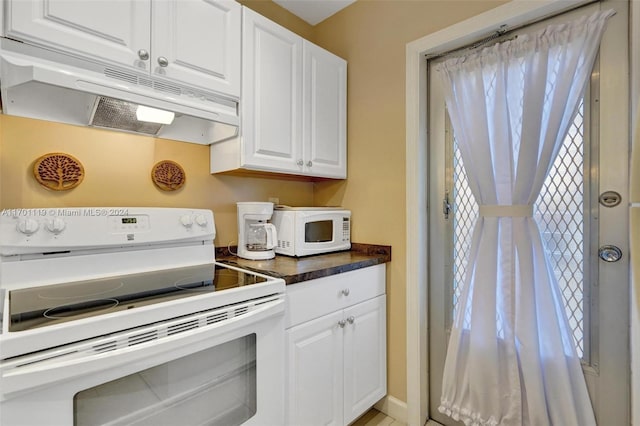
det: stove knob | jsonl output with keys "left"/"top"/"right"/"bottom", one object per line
{"left": 16, "top": 218, "right": 39, "bottom": 235}
{"left": 46, "top": 217, "right": 66, "bottom": 234}
{"left": 194, "top": 214, "right": 208, "bottom": 227}
{"left": 180, "top": 214, "right": 193, "bottom": 228}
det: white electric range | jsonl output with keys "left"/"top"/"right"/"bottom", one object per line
{"left": 0, "top": 207, "right": 285, "bottom": 426}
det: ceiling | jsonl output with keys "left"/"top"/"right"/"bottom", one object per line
{"left": 272, "top": 0, "right": 356, "bottom": 25}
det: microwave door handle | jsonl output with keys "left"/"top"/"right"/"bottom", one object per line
{"left": 266, "top": 224, "right": 277, "bottom": 250}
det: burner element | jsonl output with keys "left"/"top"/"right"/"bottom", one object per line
{"left": 44, "top": 299, "right": 119, "bottom": 319}
{"left": 175, "top": 275, "right": 215, "bottom": 291}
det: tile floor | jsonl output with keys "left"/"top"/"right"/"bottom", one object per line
{"left": 350, "top": 409, "right": 446, "bottom": 426}
{"left": 350, "top": 409, "right": 407, "bottom": 426}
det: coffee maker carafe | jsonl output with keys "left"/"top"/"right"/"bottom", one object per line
{"left": 237, "top": 202, "right": 278, "bottom": 260}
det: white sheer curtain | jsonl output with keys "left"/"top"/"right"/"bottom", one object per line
{"left": 436, "top": 10, "right": 614, "bottom": 426}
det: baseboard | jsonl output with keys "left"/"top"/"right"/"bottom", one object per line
{"left": 374, "top": 395, "right": 408, "bottom": 424}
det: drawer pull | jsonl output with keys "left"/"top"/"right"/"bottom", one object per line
{"left": 338, "top": 319, "right": 347, "bottom": 328}
{"left": 341, "top": 288, "right": 350, "bottom": 296}
{"left": 347, "top": 316, "right": 355, "bottom": 324}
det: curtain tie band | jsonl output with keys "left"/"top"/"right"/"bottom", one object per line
{"left": 479, "top": 204, "right": 533, "bottom": 217}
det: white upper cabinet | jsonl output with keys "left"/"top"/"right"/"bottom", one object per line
{"left": 241, "top": 6, "right": 303, "bottom": 173}
{"left": 5, "top": 0, "right": 150, "bottom": 70}
{"left": 152, "top": 0, "right": 240, "bottom": 96}
{"left": 4, "top": 0, "right": 241, "bottom": 97}
{"left": 211, "top": 6, "right": 347, "bottom": 179}
{"left": 303, "top": 41, "right": 347, "bottom": 179}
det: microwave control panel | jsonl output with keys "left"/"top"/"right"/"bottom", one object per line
{"left": 343, "top": 217, "right": 350, "bottom": 242}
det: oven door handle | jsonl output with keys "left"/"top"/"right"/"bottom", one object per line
{"left": 1, "top": 298, "right": 284, "bottom": 397}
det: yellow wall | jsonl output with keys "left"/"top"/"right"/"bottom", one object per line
{"left": 0, "top": 115, "right": 314, "bottom": 246}
{"left": 312, "top": 0, "right": 506, "bottom": 403}
{"left": 0, "top": 0, "right": 508, "bottom": 409}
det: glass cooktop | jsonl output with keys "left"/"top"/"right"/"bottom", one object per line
{"left": 9, "top": 263, "right": 269, "bottom": 332}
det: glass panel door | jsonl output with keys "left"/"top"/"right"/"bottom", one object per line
{"left": 449, "top": 99, "right": 592, "bottom": 360}
{"left": 427, "top": 3, "right": 629, "bottom": 425}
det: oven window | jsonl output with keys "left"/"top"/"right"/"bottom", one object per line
{"left": 305, "top": 220, "right": 333, "bottom": 242}
{"left": 74, "top": 334, "right": 257, "bottom": 426}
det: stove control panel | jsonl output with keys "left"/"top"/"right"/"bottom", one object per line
{"left": 109, "top": 215, "right": 151, "bottom": 233}
{"left": 180, "top": 214, "right": 209, "bottom": 229}
{"left": 0, "top": 208, "right": 216, "bottom": 256}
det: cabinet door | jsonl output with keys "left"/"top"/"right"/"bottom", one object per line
{"left": 152, "top": 0, "right": 240, "bottom": 97}
{"left": 286, "top": 311, "right": 344, "bottom": 426}
{"left": 241, "top": 7, "right": 303, "bottom": 174}
{"left": 343, "top": 296, "right": 387, "bottom": 424}
{"left": 303, "top": 41, "right": 347, "bottom": 179}
{"left": 5, "top": 0, "right": 151, "bottom": 72}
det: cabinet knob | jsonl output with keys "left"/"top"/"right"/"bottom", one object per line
{"left": 297, "top": 159, "right": 304, "bottom": 167}
{"left": 157, "top": 56, "right": 169, "bottom": 67}
{"left": 341, "top": 288, "right": 350, "bottom": 296}
{"left": 138, "top": 49, "right": 149, "bottom": 60}
{"left": 306, "top": 161, "right": 313, "bottom": 167}
{"left": 347, "top": 316, "right": 355, "bottom": 324}
{"left": 338, "top": 319, "right": 346, "bottom": 328}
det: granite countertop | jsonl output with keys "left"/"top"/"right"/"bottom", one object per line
{"left": 215, "top": 243, "right": 391, "bottom": 285}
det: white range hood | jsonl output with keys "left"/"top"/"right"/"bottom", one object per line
{"left": 0, "top": 38, "right": 239, "bottom": 145}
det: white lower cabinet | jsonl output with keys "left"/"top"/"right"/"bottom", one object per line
{"left": 285, "top": 265, "right": 387, "bottom": 426}
{"left": 342, "top": 296, "right": 386, "bottom": 424}
{"left": 287, "top": 310, "right": 345, "bottom": 426}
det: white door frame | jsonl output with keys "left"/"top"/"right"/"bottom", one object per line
{"left": 630, "top": 1, "right": 640, "bottom": 426}
{"left": 404, "top": 1, "right": 637, "bottom": 425}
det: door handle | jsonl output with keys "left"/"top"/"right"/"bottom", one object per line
{"left": 598, "top": 245, "right": 622, "bottom": 262}
{"left": 443, "top": 191, "right": 451, "bottom": 219}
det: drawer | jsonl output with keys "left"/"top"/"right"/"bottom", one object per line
{"left": 285, "top": 264, "right": 385, "bottom": 328}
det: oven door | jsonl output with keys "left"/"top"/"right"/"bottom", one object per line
{"left": 0, "top": 295, "right": 284, "bottom": 426}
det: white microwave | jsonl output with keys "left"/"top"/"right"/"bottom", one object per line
{"left": 271, "top": 207, "right": 351, "bottom": 257}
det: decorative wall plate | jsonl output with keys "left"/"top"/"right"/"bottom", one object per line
{"left": 33, "top": 153, "right": 84, "bottom": 191}
{"left": 152, "top": 160, "right": 186, "bottom": 191}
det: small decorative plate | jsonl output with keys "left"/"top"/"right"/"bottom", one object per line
{"left": 33, "top": 153, "right": 85, "bottom": 191}
{"left": 152, "top": 160, "right": 186, "bottom": 191}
